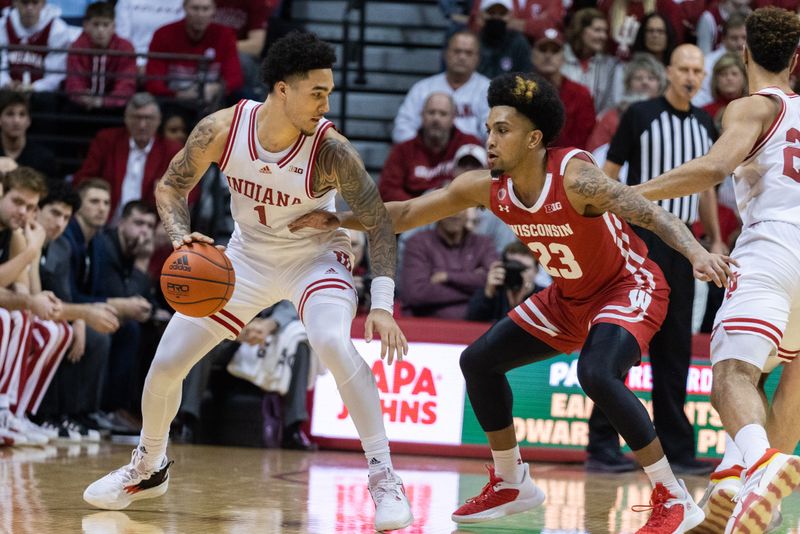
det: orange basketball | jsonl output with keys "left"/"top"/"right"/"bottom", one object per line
{"left": 160, "top": 243, "right": 235, "bottom": 317}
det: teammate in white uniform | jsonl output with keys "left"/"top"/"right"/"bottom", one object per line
{"left": 634, "top": 8, "right": 800, "bottom": 533}
{"left": 83, "top": 32, "right": 413, "bottom": 531}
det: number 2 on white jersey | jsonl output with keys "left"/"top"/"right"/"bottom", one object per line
{"left": 527, "top": 242, "right": 583, "bottom": 279}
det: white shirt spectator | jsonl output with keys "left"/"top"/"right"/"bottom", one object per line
{"left": 118, "top": 137, "right": 154, "bottom": 220}
{"left": 0, "top": 4, "right": 79, "bottom": 91}
{"left": 115, "top": 0, "right": 183, "bottom": 67}
{"left": 392, "top": 72, "right": 490, "bottom": 144}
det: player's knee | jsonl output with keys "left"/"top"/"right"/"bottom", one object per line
{"left": 460, "top": 342, "right": 489, "bottom": 380}
{"left": 576, "top": 359, "right": 613, "bottom": 400}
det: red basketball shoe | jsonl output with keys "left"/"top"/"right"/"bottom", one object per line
{"left": 451, "top": 464, "right": 545, "bottom": 524}
{"left": 635, "top": 480, "right": 704, "bottom": 533}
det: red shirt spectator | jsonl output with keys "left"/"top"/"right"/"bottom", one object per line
{"left": 66, "top": 33, "right": 136, "bottom": 109}
{"left": 598, "top": 0, "right": 685, "bottom": 54}
{"left": 213, "top": 0, "right": 268, "bottom": 40}
{"left": 145, "top": 1, "right": 243, "bottom": 98}
{"left": 470, "top": 0, "right": 564, "bottom": 41}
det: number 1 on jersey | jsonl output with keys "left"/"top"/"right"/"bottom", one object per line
{"left": 254, "top": 205, "right": 270, "bottom": 227}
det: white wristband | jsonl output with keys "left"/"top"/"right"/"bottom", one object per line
{"left": 370, "top": 276, "right": 395, "bottom": 314}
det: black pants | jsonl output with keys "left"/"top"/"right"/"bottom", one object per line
{"left": 587, "top": 227, "right": 696, "bottom": 462}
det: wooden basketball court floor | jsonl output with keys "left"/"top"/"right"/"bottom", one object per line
{"left": 3, "top": 443, "right": 800, "bottom": 534}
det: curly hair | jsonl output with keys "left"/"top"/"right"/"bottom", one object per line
{"left": 39, "top": 179, "right": 80, "bottom": 212}
{"left": 487, "top": 72, "right": 564, "bottom": 146}
{"left": 746, "top": 7, "right": 800, "bottom": 73}
{"left": 261, "top": 31, "right": 337, "bottom": 91}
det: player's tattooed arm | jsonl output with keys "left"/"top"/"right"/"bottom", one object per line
{"left": 156, "top": 111, "right": 227, "bottom": 247}
{"left": 565, "top": 159, "right": 706, "bottom": 262}
{"left": 312, "top": 134, "right": 396, "bottom": 277}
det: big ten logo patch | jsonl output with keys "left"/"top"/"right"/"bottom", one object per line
{"left": 725, "top": 271, "right": 740, "bottom": 299}
{"left": 334, "top": 250, "right": 352, "bottom": 272}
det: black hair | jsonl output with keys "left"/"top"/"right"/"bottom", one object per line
{"left": 84, "top": 1, "right": 114, "bottom": 20}
{"left": 631, "top": 13, "right": 676, "bottom": 65}
{"left": 0, "top": 90, "right": 29, "bottom": 116}
{"left": 487, "top": 72, "right": 564, "bottom": 146}
{"left": 260, "top": 31, "right": 337, "bottom": 92}
{"left": 39, "top": 179, "right": 81, "bottom": 212}
{"left": 746, "top": 7, "right": 800, "bottom": 73}
{"left": 120, "top": 200, "right": 155, "bottom": 219}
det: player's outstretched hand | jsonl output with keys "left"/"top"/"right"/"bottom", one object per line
{"left": 288, "top": 210, "right": 343, "bottom": 233}
{"left": 691, "top": 250, "right": 738, "bottom": 288}
{"left": 364, "top": 309, "right": 409, "bottom": 365}
{"left": 174, "top": 232, "right": 225, "bottom": 252}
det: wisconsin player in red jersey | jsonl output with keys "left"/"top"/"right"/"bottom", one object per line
{"left": 291, "top": 71, "right": 734, "bottom": 533}
{"left": 633, "top": 8, "right": 800, "bottom": 533}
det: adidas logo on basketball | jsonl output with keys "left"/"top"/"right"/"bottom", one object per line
{"left": 169, "top": 255, "right": 191, "bottom": 272}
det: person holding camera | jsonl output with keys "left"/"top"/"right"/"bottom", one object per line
{"left": 466, "top": 241, "right": 544, "bottom": 322}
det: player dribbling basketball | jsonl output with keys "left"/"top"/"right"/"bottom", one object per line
{"left": 83, "top": 32, "right": 413, "bottom": 531}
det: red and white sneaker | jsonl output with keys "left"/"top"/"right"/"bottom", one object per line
{"left": 451, "top": 464, "right": 545, "bottom": 524}
{"left": 689, "top": 465, "right": 744, "bottom": 534}
{"left": 725, "top": 449, "right": 800, "bottom": 534}
{"left": 635, "top": 480, "right": 704, "bottom": 533}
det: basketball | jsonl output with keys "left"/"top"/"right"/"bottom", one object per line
{"left": 160, "top": 243, "right": 235, "bottom": 317}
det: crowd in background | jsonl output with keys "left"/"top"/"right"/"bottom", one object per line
{"left": 0, "top": 0, "right": 786, "bottom": 465}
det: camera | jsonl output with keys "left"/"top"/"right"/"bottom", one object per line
{"left": 503, "top": 260, "right": 527, "bottom": 292}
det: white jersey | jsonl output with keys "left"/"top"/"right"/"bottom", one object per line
{"left": 733, "top": 87, "right": 800, "bottom": 228}
{"left": 219, "top": 99, "right": 347, "bottom": 257}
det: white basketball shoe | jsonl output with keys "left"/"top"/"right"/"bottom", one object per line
{"left": 84, "top": 446, "right": 173, "bottom": 510}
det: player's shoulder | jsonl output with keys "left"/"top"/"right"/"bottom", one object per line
{"left": 725, "top": 93, "right": 779, "bottom": 122}
{"left": 449, "top": 169, "right": 492, "bottom": 204}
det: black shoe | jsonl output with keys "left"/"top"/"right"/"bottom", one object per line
{"left": 281, "top": 427, "right": 318, "bottom": 451}
{"left": 669, "top": 458, "right": 714, "bottom": 475}
{"left": 586, "top": 453, "right": 637, "bottom": 473}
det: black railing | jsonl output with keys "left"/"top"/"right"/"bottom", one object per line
{"left": 339, "top": 0, "right": 368, "bottom": 135}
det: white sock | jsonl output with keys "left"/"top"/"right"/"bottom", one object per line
{"left": 643, "top": 456, "right": 684, "bottom": 499}
{"left": 0, "top": 394, "right": 9, "bottom": 410}
{"left": 492, "top": 446, "right": 525, "bottom": 484}
{"left": 716, "top": 433, "right": 745, "bottom": 472}
{"left": 362, "top": 433, "right": 393, "bottom": 475}
{"left": 734, "top": 424, "right": 770, "bottom": 468}
{"left": 138, "top": 431, "right": 168, "bottom": 471}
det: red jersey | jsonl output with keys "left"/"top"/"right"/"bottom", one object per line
{"left": 5, "top": 16, "right": 52, "bottom": 82}
{"left": 490, "top": 148, "right": 661, "bottom": 302}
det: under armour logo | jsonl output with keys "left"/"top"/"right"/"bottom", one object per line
{"left": 498, "top": 205, "right": 510, "bottom": 212}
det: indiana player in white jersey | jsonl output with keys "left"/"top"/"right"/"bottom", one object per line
{"left": 635, "top": 8, "right": 800, "bottom": 533}
{"left": 83, "top": 32, "right": 413, "bottom": 531}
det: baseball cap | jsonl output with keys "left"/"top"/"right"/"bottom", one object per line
{"left": 480, "top": 0, "right": 513, "bottom": 12}
{"left": 535, "top": 28, "right": 564, "bottom": 49}
{"left": 454, "top": 144, "right": 488, "bottom": 168}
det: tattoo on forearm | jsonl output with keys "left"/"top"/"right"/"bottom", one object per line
{"left": 157, "top": 115, "right": 217, "bottom": 245}
{"left": 569, "top": 164, "right": 701, "bottom": 260}
{"left": 313, "top": 138, "right": 396, "bottom": 277}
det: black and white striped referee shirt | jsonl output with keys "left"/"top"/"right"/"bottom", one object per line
{"left": 607, "top": 96, "right": 718, "bottom": 224}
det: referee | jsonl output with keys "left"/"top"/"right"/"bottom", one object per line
{"left": 586, "top": 44, "right": 725, "bottom": 475}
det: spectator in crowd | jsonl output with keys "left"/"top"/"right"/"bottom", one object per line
{"left": 36, "top": 179, "right": 121, "bottom": 439}
{"left": 97, "top": 200, "right": 157, "bottom": 417}
{"left": 65, "top": 1, "right": 136, "bottom": 111}
{"left": 0, "top": 90, "right": 56, "bottom": 177}
{"left": 145, "top": 0, "right": 243, "bottom": 106}
{"left": 467, "top": 0, "right": 565, "bottom": 42}
{"left": 393, "top": 31, "right": 489, "bottom": 144}
{"left": 587, "top": 53, "right": 666, "bottom": 159}
{"left": 693, "top": 13, "right": 747, "bottom": 108}
{"left": 74, "top": 93, "right": 183, "bottom": 219}
{"left": 630, "top": 13, "right": 676, "bottom": 66}
{"left": 561, "top": 8, "right": 619, "bottom": 113}
{"left": 466, "top": 241, "right": 543, "bottom": 322}
{"left": 213, "top": 0, "right": 269, "bottom": 98}
{"left": 380, "top": 93, "right": 483, "bottom": 202}
{"left": 475, "top": 0, "right": 532, "bottom": 79}
{"left": 599, "top": 0, "right": 684, "bottom": 57}
{"left": 703, "top": 52, "right": 747, "bottom": 128}
{"left": 400, "top": 209, "right": 496, "bottom": 319}
{"left": 588, "top": 45, "right": 723, "bottom": 475}
{"left": 161, "top": 110, "right": 189, "bottom": 145}
{"left": 530, "top": 28, "right": 595, "bottom": 149}
{"left": 114, "top": 0, "right": 183, "bottom": 69}
{"left": 696, "top": 0, "right": 751, "bottom": 55}
{"left": 0, "top": 0, "right": 77, "bottom": 92}
{"left": 62, "top": 179, "right": 152, "bottom": 429}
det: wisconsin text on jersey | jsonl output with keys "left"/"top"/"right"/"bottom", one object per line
{"left": 226, "top": 175, "right": 303, "bottom": 206}
{"left": 508, "top": 223, "right": 575, "bottom": 238}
